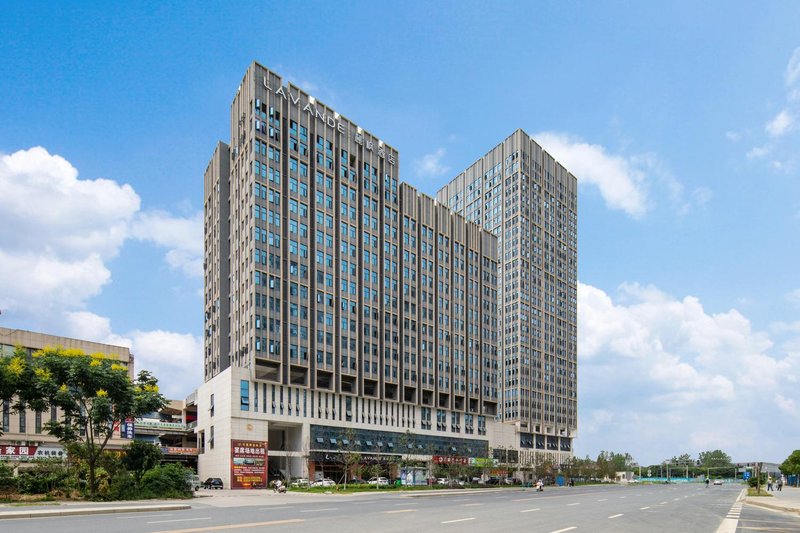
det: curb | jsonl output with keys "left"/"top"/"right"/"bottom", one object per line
{"left": 0, "top": 503, "right": 191, "bottom": 520}
{"left": 745, "top": 498, "right": 800, "bottom": 515}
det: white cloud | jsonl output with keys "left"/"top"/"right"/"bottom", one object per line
{"left": 64, "top": 311, "right": 201, "bottom": 399}
{"left": 130, "top": 211, "right": 203, "bottom": 277}
{"left": 577, "top": 281, "right": 800, "bottom": 463}
{"left": 725, "top": 130, "right": 741, "bottom": 142}
{"left": 765, "top": 109, "right": 794, "bottom": 137}
{"left": 413, "top": 148, "right": 450, "bottom": 180}
{"left": 0, "top": 147, "right": 139, "bottom": 316}
{"left": 787, "top": 289, "right": 800, "bottom": 307}
{"left": 0, "top": 147, "right": 202, "bottom": 319}
{"left": 746, "top": 145, "right": 770, "bottom": 159}
{"left": 535, "top": 132, "right": 648, "bottom": 218}
{"left": 786, "top": 46, "right": 800, "bottom": 87}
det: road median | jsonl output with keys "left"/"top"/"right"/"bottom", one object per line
{"left": 0, "top": 503, "right": 191, "bottom": 520}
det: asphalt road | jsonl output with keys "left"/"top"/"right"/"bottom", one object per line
{"left": 6, "top": 483, "right": 791, "bottom": 533}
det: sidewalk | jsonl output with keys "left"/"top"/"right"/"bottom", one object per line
{"left": 0, "top": 502, "right": 191, "bottom": 520}
{"left": 746, "top": 485, "right": 800, "bottom": 515}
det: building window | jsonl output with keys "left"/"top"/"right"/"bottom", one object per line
{"left": 2, "top": 401, "right": 9, "bottom": 433}
{"left": 240, "top": 380, "right": 250, "bottom": 411}
{"left": 35, "top": 410, "right": 42, "bottom": 434}
{"left": 210, "top": 394, "right": 215, "bottom": 417}
{"left": 18, "top": 407, "right": 26, "bottom": 433}
{"left": 209, "top": 426, "right": 215, "bottom": 449}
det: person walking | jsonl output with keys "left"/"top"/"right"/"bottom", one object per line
{"left": 705, "top": 478, "right": 709, "bottom": 488}
{"left": 777, "top": 478, "right": 783, "bottom": 491}
{"left": 767, "top": 478, "right": 774, "bottom": 491}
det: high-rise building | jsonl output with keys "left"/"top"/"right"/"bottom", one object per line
{"left": 437, "top": 129, "right": 578, "bottom": 464}
{"left": 197, "top": 62, "right": 500, "bottom": 487}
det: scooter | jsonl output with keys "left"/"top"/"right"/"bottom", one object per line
{"left": 273, "top": 481, "right": 287, "bottom": 493}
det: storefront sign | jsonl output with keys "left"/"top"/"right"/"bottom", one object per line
{"left": 433, "top": 455, "right": 470, "bottom": 465}
{"left": 230, "top": 439, "right": 267, "bottom": 489}
{"left": 121, "top": 418, "right": 135, "bottom": 439}
{"left": 161, "top": 447, "right": 198, "bottom": 456}
{"left": 0, "top": 445, "right": 38, "bottom": 457}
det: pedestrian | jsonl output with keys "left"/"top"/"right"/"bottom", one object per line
{"left": 777, "top": 478, "right": 783, "bottom": 491}
{"left": 767, "top": 478, "right": 773, "bottom": 491}
{"left": 705, "top": 478, "right": 709, "bottom": 488}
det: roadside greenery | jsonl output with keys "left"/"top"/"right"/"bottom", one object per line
{"left": 0, "top": 345, "right": 187, "bottom": 501}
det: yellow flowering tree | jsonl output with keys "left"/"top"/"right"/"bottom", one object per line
{"left": 29, "top": 347, "right": 166, "bottom": 497}
{"left": 0, "top": 346, "right": 32, "bottom": 436}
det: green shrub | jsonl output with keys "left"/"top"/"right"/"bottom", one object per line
{"left": 140, "top": 463, "right": 192, "bottom": 498}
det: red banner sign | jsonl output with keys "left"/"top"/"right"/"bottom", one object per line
{"left": 230, "top": 439, "right": 268, "bottom": 489}
{"left": 1, "top": 445, "right": 38, "bottom": 457}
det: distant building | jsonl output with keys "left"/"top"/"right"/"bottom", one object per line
{"left": 0, "top": 327, "right": 134, "bottom": 464}
{"left": 197, "top": 61, "right": 501, "bottom": 488}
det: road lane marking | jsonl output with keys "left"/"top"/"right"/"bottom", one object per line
{"left": 151, "top": 518, "right": 305, "bottom": 533}
{"left": 619, "top": 496, "right": 626, "bottom": 499}
{"left": 442, "top": 517, "right": 475, "bottom": 524}
{"left": 513, "top": 498, "right": 536, "bottom": 502}
{"left": 385, "top": 509, "right": 416, "bottom": 514}
{"left": 549, "top": 528, "right": 577, "bottom": 533}
{"left": 395, "top": 502, "right": 419, "bottom": 505}
{"left": 148, "top": 518, "right": 211, "bottom": 524}
{"left": 258, "top": 507, "right": 293, "bottom": 511}
{"left": 117, "top": 514, "right": 175, "bottom": 519}
{"left": 640, "top": 506, "right": 650, "bottom": 510}
{"left": 609, "top": 514, "right": 624, "bottom": 519}
{"left": 462, "top": 503, "right": 483, "bottom": 507}
{"left": 299, "top": 508, "right": 338, "bottom": 513}
{"left": 660, "top": 501, "right": 668, "bottom": 504}
{"left": 597, "top": 498, "right": 608, "bottom": 502}
{"left": 567, "top": 502, "right": 580, "bottom": 506}
{"left": 520, "top": 508, "right": 540, "bottom": 513}
{"left": 673, "top": 498, "right": 680, "bottom": 501}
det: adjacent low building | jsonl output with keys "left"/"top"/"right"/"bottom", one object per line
{"left": 0, "top": 327, "right": 135, "bottom": 465}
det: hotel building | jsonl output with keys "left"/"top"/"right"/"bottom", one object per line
{"left": 437, "top": 129, "right": 578, "bottom": 466}
{"left": 198, "top": 62, "right": 501, "bottom": 487}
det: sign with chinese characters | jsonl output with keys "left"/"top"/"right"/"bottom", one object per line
{"left": 121, "top": 418, "right": 135, "bottom": 439}
{"left": 161, "top": 447, "right": 198, "bottom": 456}
{"left": 433, "top": 455, "right": 470, "bottom": 465}
{"left": 230, "top": 439, "right": 268, "bottom": 489}
{"left": 0, "top": 445, "right": 38, "bottom": 457}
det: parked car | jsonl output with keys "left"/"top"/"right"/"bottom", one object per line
{"left": 713, "top": 479, "right": 723, "bottom": 485}
{"left": 290, "top": 478, "right": 309, "bottom": 488}
{"left": 312, "top": 478, "right": 336, "bottom": 487}
{"left": 203, "top": 477, "right": 224, "bottom": 489}
{"left": 350, "top": 478, "right": 366, "bottom": 485}
{"left": 368, "top": 476, "right": 389, "bottom": 486}
{"left": 187, "top": 474, "right": 201, "bottom": 491}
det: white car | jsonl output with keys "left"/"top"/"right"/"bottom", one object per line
{"left": 368, "top": 476, "right": 389, "bottom": 486}
{"left": 713, "top": 479, "right": 723, "bottom": 485}
{"left": 312, "top": 478, "right": 336, "bottom": 487}
{"left": 290, "top": 478, "right": 309, "bottom": 487}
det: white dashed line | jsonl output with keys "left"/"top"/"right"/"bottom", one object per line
{"left": 549, "top": 528, "right": 577, "bottom": 533}
{"left": 520, "top": 508, "right": 541, "bottom": 513}
{"left": 609, "top": 513, "right": 624, "bottom": 519}
{"left": 300, "top": 508, "right": 338, "bottom": 513}
{"left": 567, "top": 502, "right": 580, "bottom": 506}
{"left": 442, "top": 517, "right": 475, "bottom": 524}
{"left": 640, "top": 506, "right": 650, "bottom": 510}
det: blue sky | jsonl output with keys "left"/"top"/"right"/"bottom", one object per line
{"left": 1, "top": 2, "right": 799, "bottom": 465}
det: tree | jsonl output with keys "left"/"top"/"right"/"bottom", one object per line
{"left": 336, "top": 428, "right": 362, "bottom": 489}
{"left": 0, "top": 346, "right": 33, "bottom": 437}
{"left": 122, "top": 440, "right": 163, "bottom": 484}
{"left": 698, "top": 450, "right": 732, "bottom": 468}
{"left": 780, "top": 450, "right": 800, "bottom": 486}
{"left": 28, "top": 347, "right": 167, "bottom": 497}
